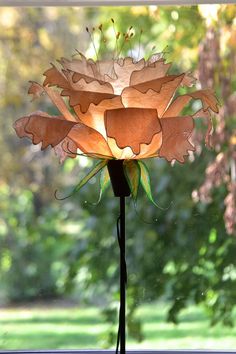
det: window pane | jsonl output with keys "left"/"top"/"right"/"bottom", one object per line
{"left": 0, "top": 5, "right": 236, "bottom": 350}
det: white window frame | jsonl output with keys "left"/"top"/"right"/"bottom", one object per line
{"left": 0, "top": 0, "right": 236, "bottom": 6}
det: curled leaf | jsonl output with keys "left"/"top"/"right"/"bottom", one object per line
{"left": 124, "top": 160, "right": 140, "bottom": 202}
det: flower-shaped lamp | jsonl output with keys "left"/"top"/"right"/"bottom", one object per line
{"left": 13, "top": 27, "right": 219, "bottom": 354}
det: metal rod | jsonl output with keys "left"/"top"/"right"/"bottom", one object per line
{"left": 120, "top": 196, "right": 126, "bottom": 354}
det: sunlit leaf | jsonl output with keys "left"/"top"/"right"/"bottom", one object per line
{"left": 55, "top": 159, "right": 108, "bottom": 200}
{"left": 124, "top": 160, "right": 140, "bottom": 202}
{"left": 138, "top": 160, "right": 158, "bottom": 207}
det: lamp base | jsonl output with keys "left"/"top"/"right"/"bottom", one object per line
{"left": 107, "top": 160, "right": 131, "bottom": 198}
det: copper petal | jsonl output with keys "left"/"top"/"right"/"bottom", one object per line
{"left": 111, "top": 57, "right": 145, "bottom": 94}
{"left": 131, "top": 75, "right": 183, "bottom": 94}
{"left": 192, "top": 108, "right": 213, "bottom": 148}
{"left": 13, "top": 112, "right": 77, "bottom": 150}
{"left": 163, "top": 89, "right": 219, "bottom": 117}
{"left": 159, "top": 116, "right": 195, "bottom": 163}
{"left": 130, "top": 59, "right": 171, "bottom": 86}
{"left": 28, "top": 82, "right": 77, "bottom": 122}
{"left": 54, "top": 137, "right": 77, "bottom": 163}
{"left": 72, "top": 70, "right": 114, "bottom": 93}
{"left": 74, "top": 96, "right": 124, "bottom": 137}
{"left": 61, "top": 89, "right": 117, "bottom": 114}
{"left": 105, "top": 107, "right": 161, "bottom": 155}
{"left": 134, "top": 132, "right": 162, "bottom": 159}
{"left": 59, "top": 55, "right": 95, "bottom": 78}
{"left": 43, "top": 64, "right": 70, "bottom": 89}
{"left": 28, "top": 81, "right": 44, "bottom": 100}
{"left": 190, "top": 89, "right": 219, "bottom": 113}
{"left": 70, "top": 76, "right": 114, "bottom": 94}
{"left": 68, "top": 124, "right": 113, "bottom": 158}
{"left": 121, "top": 74, "right": 184, "bottom": 117}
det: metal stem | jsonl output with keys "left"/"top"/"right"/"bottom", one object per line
{"left": 120, "top": 196, "right": 126, "bottom": 354}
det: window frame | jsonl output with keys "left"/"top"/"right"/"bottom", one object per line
{"left": 0, "top": 0, "right": 236, "bottom": 6}
{"left": 1, "top": 2, "right": 236, "bottom": 353}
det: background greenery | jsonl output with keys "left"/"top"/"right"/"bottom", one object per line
{"left": 0, "top": 4, "right": 236, "bottom": 349}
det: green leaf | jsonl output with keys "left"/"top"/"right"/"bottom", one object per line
{"left": 55, "top": 159, "right": 108, "bottom": 200}
{"left": 138, "top": 160, "right": 158, "bottom": 207}
{"left": 94, "top": 166, "right": 110, "bottom": 205}
{"left": 124, "top": 160, "right": 140, "bottom": 202}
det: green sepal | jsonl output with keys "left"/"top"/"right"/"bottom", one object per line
{"left": 94, "top": 166, "right": 110, "bottom": 205}
{"left": 55, "top": 159, "right": 108, "bottom": 200}
{"left": 124, "top": 160, "right": 141, "bottom": 202}
{"left": 138, "top": 160, "right": 159, "bottom": 207}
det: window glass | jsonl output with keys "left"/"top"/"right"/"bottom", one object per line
{"left": 0, "top": 5, "right": 236, "bottom": 350}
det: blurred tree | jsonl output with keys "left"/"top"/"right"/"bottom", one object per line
{"left": 0, "top": 5, "right": 235, "bottom": 347}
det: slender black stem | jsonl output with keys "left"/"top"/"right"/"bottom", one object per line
{"left": 120, "top": 196, "right": 126, "bottom": 354}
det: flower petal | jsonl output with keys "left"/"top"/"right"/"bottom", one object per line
{"left": 71, "top": 75, "right": 114, "bottom": 94}
{"left": 43, "top": 64, "right": 70, "bottom": 89}
{"left": 130, "top": 59, "right": 171, "bottom": 86}
{"left": 121, "top": 74, "right": 184, "bottom": 117}
{"left": 192, "top": 108, "right": 213, "bottom": 148}
{"left": 68, "top": 124, "right": 113, "bottom": 158}
{"left": 134, "top": 132, "right": 162, "bottom": 159}
{"left": 61, "top": 89, "right": 117, "bottom": 114}
{"left": 74, "top": 96, "right": 123, "bottom": 138}
{"left": 107, "top": 138, "right": 135, "bottom": 159}
{"left": 13, "top": 112, "right": 77, "bottom": 150}
{"left": 163, "top": 89, "right": 219, "bottom": 117}
{"left": 110, "top": 57, "right": 145, "bottom": 94}
{"left": 131, "top": 74, "right": 184, "bottom": 94}
{"left": 28, "top": 81, "right": 77, "bottom": 122}
{"left": 159, "top": 116, "right": 195, "bottom": 163}
{"left": 105, "top": 107, "right": 161, "bottom": 155}
{"left": 54, "top": 137, "right": 77, "bottom": 163}
{"left": 59, "top": 55, "right": 95, "bottom": 78}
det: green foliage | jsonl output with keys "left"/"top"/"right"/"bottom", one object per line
{"left": 0, "top": 5, "right": 236, "bottom": 348}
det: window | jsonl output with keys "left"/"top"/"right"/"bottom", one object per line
{"left": 0, "top": 1, "right": 236, "bottom": 352}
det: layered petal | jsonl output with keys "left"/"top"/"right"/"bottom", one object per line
{"left": 130, "top": 58, "right": 171, "bottom": 86}
{"left": 74, "top": 96, "right": 123, "bottom": 137}
{"left": 109, "top": 57, "right": 145, "bottom": 94}
{"left": 59, "top": 54, "right": 95, "bottom": 78}
{"left": 71, "top": 75, "right": 114, "bottom": 94}
{"left": 54, "top": 137, "right": 77, "bottom": 163}
{"left": 105, "top": 107, "right": 161, "bottom": 155}
{"left": 131, "top": 74, "right": 184, "bottom": 94}
{"left": 13, "top": 111, "right": 77, "bottom": 149}
{"left": 43, "top": 64, "right": 70, "bottom": 89}
{"left": 134, "top": 132, "right": 162, "bottom": 159}
{"left": 28, "top": 82, "right": 77, "bottom": 122}
{"left": 106, "top": 138, "right": 135, "bottom": 159}
{"left": 61, "top": 89, "right": 117, "bottom": 114}
{"left": 68, "top": 124, "right": 113, "bottom": 158}
{"left": 159, "top": 116, "right": 195, "bottom": 163}
{"left": 121, "top": 74, "right": 185, "bottom": 117}
{"left": 162, "top": 88, "right": 219, "bottom": 117}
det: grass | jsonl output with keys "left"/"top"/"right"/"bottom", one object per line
{"left": 0, "top": 302, "right": 236, "bottom": 350}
